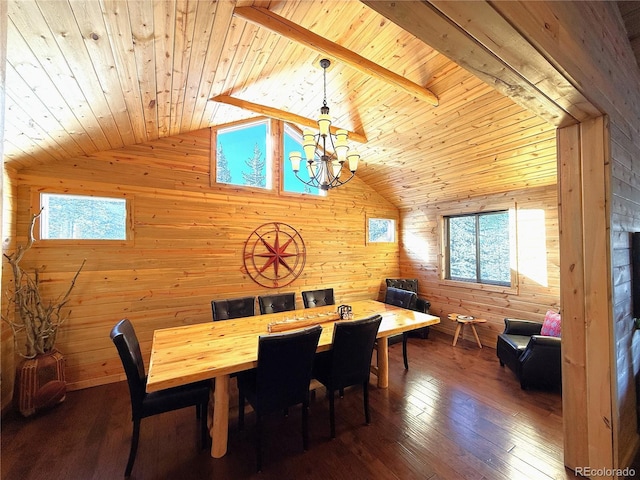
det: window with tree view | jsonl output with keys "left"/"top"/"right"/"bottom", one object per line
{"left": 368, "top": 218, "right": 396, "bottom": 243}
{"left": 216, "top": 120, "right": 271, "bottom": 189}
{"left": 446, "top": 211, "right": 511, "bottom": 286}
{"left": 282, "top": 125, "right": 321, "bottom": 195}
{"left": 40, "top": 193, "right": 127, "bottom": 240}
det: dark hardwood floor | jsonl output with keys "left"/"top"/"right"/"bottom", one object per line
{"left": 2, "top": 331, "right": 584, "bottom": 480}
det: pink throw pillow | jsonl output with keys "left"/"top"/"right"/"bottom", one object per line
{"left": 540, "top": 310, "right": 561, "bottom": 337}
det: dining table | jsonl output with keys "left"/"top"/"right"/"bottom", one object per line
{"left": 146, "top": 299, "right": 440, "bottom": 458}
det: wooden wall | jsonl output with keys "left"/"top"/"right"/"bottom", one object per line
{"left": 0, "top": 0, "right": 10, "bottom": 413}
{"left": 611, "top": 119, "right": 640, "bottom": 466}
{"left": 400, "top": 185, "right": 560, "bottom": 346}
{"left": 4, "top": 127, "right": 400, "bottom": 393}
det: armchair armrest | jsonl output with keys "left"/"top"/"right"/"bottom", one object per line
{"left": 517, "top": 334, "right": 562, "bottom": 390}
{"left": 528, "top": 335, "right": 561, "bottom": 347}
{"left": 503, "top": 318, "right": 543, "bottom": 336}
{"left": 415, "top": 297, "right": 430, "bottom": 314}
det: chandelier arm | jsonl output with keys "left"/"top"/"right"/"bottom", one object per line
{"left": 289, "top": 58, "right": 360, "bottom": 191}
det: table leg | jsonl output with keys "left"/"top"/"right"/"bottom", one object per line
{"left": 377, "top": 336, "right": 389, "bottom": 388}
{"left": 471, "top": 324, "right": 483, "bottom": 348}
{"left": 452, "top": 322, "right": 463, "bottom": 346}
{"left": 211, "top": 374, "right": 229, "bottom": 458}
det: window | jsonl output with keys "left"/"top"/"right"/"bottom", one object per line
{"left": 282, "top": 125, "right": 322, "bottom": 195}
{"left": 215, "top": 120, "right": 271, "bottom": 189}
{"left": 40, "top": 193, "right": 128, "bottom": 240}
{"left": 445, "top": 211, "right": 511, "bottom": 286}
{"left": 368, "top": 218, "right": 396, "bottom": 243}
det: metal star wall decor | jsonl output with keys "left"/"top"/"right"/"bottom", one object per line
{"left": 243, "top": 222, "right": 306, "bottom": 288}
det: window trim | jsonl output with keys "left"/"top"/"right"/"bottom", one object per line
{"left": 31, "top": 188, "right": 133, "bottom": 246}
{"left": 438, "top": 202, "right": 518, "bottom": 294}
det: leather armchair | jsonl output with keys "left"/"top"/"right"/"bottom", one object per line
{"left": 385, "top": 279, "right": 431, "bottom": 339}
{"left": 496, "top": 318, "right": 561, "bottom": 390}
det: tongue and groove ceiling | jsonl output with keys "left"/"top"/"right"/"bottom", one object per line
{"left": 5, "top": 0, "right": 612, "bottom": 207}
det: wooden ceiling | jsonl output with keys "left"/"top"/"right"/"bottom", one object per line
{"left": 619, "top": 1, "right": 640, "bottom": 69}
{"left": 6, "top": 0, "right": 621, "bottom": 208}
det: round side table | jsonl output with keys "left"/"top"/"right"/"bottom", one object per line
{"left": 447, "top": 314, "right": 487, "bottom": 348}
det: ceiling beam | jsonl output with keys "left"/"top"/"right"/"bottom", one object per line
{"left": 233, "top": 6, "right": 439, "bottom": 107}
{"left": 210, "top": 95, "right": 368, "bottom": 144}
{"left": 363, "top": 0, "right": 584, "bottom": 127}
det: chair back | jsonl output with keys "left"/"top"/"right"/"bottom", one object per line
{"left": 254, "top": 325, "right": 322, "bottom": 413}
{"left": 110, "top": 319, "right": 146, "bottom": 416}
{"left": 385, "top": 278, "right": 418, "bottom": 294}
{"left": 211, "top": 296, "right": 256, "bottom": 321}
{"left": 327, "top": 315, "right": 382, "bottom": 390}
{"left": 301, "top": 288, "right": 335, "bottom": 308}
{"left": 384, "top": 286, "right": 418, "bottom": 310}
{"left": 258, "top": 292, "right": 296, "bottom": 314}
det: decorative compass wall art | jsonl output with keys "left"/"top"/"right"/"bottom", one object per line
{"left": 243, "top": 222, "right": 306, "bottom": 288}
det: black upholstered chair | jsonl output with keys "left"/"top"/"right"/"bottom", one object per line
{"left": 258, "top": 292, "right": 296, "bottom": 314}
{"left": 237, "top": 325, "right": 322, "bottom": 471}
{"left": 211, "top": 296, "right": 256, "bottom": 321}
{"left": 312, "top": 315, "right": 382, "bottom": 438}
{"left": 385, "top": 278, "right": 431, "bottom": 338}
{"left": 110, "top": 319, "right": 210, "bottom": 477}
{"left": 301, "top": 288, "right": 335, "bottom": 308}
{"left": 496, "top": 318, "right": 562, "bottom": 390}
{"left": 383, "top": 286, "right": 418, "bottom": 370}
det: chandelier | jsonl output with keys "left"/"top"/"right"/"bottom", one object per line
{"left": 289, "top": 59, "right": 360, "bottom": 191}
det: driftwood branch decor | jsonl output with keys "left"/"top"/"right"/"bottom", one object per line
{"left": 2, "top": 210, "right": 85, "bottom": 358}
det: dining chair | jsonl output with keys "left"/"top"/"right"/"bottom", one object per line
{"left": 110, "top": 319, "right": 210, "bottom": 477}
{"left": 301, "top": 288, "right": 335, "bottom": 308}
{"left": 237, "top": 324, "right": 322, "bottom": 472}
{"left": 211, "top": 296, "right": 256, "bottom": 321}
{"left": 312, "top": 315, "right": 382, "bottom": 438}
{"left": 257, "top": 292, "right": 296, "bottom": 314}
{"left": 385, "top": 278, "right": 431, "bottom": 338}
{"left": 384, "top": 286, "right": 418, "bottom": 370}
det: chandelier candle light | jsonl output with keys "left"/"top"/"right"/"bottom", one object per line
{"left": 289, "top": 59, "right": 360, "bottom": 190}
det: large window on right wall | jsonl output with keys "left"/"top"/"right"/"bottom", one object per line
{"left": 444, "top": 210, "right": 512, "bottom": 287}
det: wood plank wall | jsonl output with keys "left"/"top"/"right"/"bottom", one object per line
{"left": 0, "top": 0, "right": 10, "bottom": 413}
{"left": 1, "top": 170, "right": 16, "bottom": 413}
{"left": 611, "top": 119, "right": 640, "bottom": 466}
{"left": 400, "top": 184, "right": 560, "bottom": 346}
{"left": 2, "top": 128, "right": 400, "bottom": 395}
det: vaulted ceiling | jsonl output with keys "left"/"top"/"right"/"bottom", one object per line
{"left": 4, "top": 1, "right": 633, "bottom": 208}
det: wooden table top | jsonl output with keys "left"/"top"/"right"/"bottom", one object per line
{"left": 448, "top": 313, "right": 487, "bottom": 324}
{"left": 147, "top": 299, "right": 440, "bottom": 392}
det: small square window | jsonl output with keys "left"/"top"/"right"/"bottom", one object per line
{"left": 40, "top": 193, "right": 128, "bottom": 240}
{"left": 368, "top": 218, "right": 396, "bottom": 243}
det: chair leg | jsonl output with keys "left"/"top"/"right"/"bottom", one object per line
{"left": 200, "top": 402, "right": 208, "bottom": 448}
{"left": 256, "top": 413, "right": 263, "bottom": 472}
{"left": 125, "top": 418, "right": 141, "bottom": 477}
{"left": 238, "top": 390, "right": 245, "bottom": 430}
{"left": 302, "top": 399, "right": 309, "bottom": 451}
{"left": 363, "top": 381, "right": 371, "bottom": 425}
{"left": 402, "top": 332, "right": 409, "bottom": 370}
{"left": 329, "top": 389, "right": 336, "bottom": 439}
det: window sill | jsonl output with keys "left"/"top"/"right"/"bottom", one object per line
{"left": 438, "top": 278, "right": 519, "bottom": 295}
